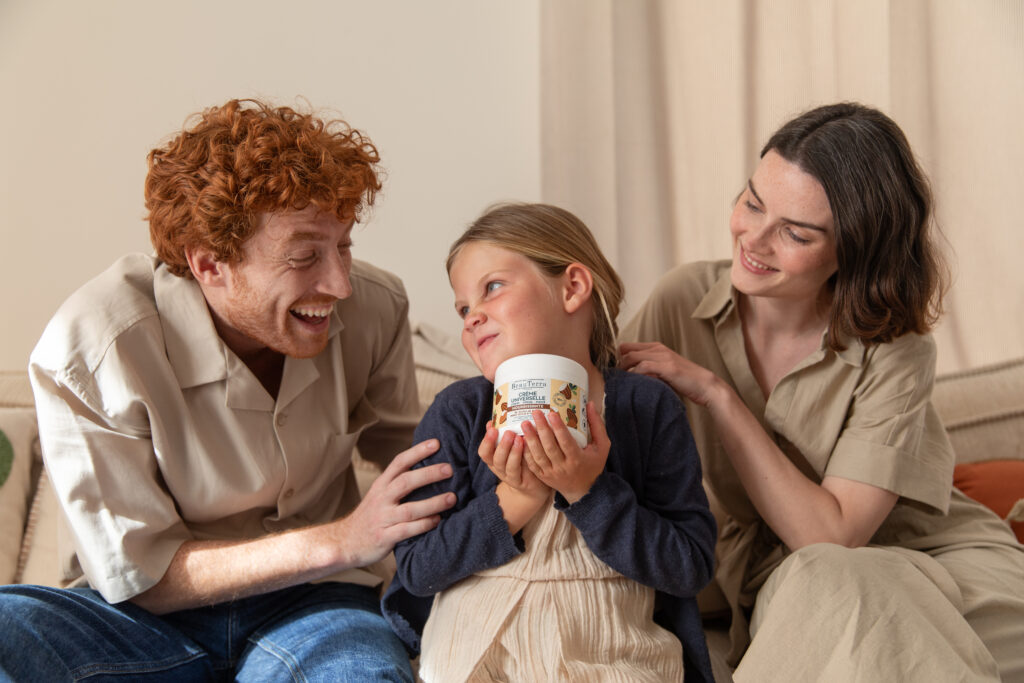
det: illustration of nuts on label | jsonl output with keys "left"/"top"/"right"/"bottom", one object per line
{"left": 565, "top": 404, "right": 578, "bottom": 429}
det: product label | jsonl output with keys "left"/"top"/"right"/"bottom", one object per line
{"left": 492, "top": 376, "right": 588, "bottom": 441}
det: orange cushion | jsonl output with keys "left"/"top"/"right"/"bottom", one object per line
{"left": 953, "top": 460, "right": 1024, "bottom": 543}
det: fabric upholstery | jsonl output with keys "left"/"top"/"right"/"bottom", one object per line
{"left": 0, "top": 407, "right": 38, "bottom": 583}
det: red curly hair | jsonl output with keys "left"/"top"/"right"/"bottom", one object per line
{"left": 145, "top": 98, "right": 382, "bottom": 277}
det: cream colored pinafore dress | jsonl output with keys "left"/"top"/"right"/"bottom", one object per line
{"left": 416, "top": 492, "right": 684, "bottom": 682}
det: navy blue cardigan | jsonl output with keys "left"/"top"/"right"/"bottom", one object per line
{"left": 382, "top": 369, "right": 716, "bottom": 682}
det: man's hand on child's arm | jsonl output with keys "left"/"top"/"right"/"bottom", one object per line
{"left": 522, "top": 403, "right": 610, "bottom": 504}
{"left": 479, "top": 424, "right": 550, "bottom": 533}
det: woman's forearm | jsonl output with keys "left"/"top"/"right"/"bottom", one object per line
{"left": 704, "top": 381, "right": 893, "bottom": 549}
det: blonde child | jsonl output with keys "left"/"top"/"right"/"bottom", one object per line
{"left": 382, "top": 203, "right": 716, "bottom": 682}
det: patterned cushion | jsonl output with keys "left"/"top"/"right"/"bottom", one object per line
{"left": 0, "top": 406, "right": 39, "bottom": 583}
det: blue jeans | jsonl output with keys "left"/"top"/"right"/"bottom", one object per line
{"left": 0, "top": 582, "right": 413, "bottom": 682}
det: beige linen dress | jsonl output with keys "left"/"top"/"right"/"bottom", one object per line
{"left": 417, "top": 493, "right": 684, "bottom": 682}
{"left": 621, "top": 260, "right": 1024, "bottom": 683}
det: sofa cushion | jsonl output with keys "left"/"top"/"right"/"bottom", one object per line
{"left": 0, "top": 406, "right": 40, "bottom": 583}
{"left": 931, "top": 358, "right": 1024, "bottom": 465}
{"left": 931, "top": 358, "right": 1024, "bottom": 543}
{"left": 15, "top": 465, "right": 74, "bottom": 586}
{"left": 953, "top": 460, "right": 1024, "bottom": 543}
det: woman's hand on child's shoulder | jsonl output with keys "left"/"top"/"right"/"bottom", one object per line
{"left": 619, "top": 341, "right": 722, "bottom": 408}
{"left": 521, "top": 402, "right": 610, "bottom": 504}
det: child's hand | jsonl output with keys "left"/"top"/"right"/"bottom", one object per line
{"left": 521, "top": 402, "right": 609, "bottom": 504}
{"left": 478, "top": 424, "right": 550, "bottom": 501}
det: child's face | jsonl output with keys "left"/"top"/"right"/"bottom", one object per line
{"left": 449, "top": 242, "right": 573, "bottom": 381}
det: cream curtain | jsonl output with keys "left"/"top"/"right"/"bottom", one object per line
{"left": 541, "top": 0, "right": 1024, "bottom": 373}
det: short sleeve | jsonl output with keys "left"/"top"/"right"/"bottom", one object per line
{"left": 826, "top": 334, "right": 954, "bottom": 512}
{"left": 29, "top": 324, "right": 191, "bottom": 603}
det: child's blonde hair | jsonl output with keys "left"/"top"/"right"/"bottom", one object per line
{"left": 447, "top": 203, "right": 624, "bottom": 370}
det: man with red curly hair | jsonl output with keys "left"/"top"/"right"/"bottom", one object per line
{"left": 0, "top": 99, "right": 453, "bottom": 681}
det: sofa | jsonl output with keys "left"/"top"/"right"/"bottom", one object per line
{"left": 2, "top": 323, "right": 1022, "bottom": 681}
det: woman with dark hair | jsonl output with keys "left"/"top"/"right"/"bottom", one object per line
{"left": 620, "top": 102, "right": 1024, "bottom": 681}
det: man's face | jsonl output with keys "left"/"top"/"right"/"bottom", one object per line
{"left": 210, "top": 206, "right": 355, "bottom": 360}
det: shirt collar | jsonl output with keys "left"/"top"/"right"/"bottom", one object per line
{"left": 154, "top": 264, "right": 227, "bottom": 389}
{"left": 692, "top": 266, "right": 735, "bottom": 321}
{"left": 834, "top": 334, "right": 866, "bottom": 367}
{"left": 691, "top": 263, "right": 865, "bottom": 367}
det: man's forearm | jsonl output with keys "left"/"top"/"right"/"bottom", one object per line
{"left": 130, "top": 520, "right": 351, "bottom": 614}
{"left": 131, "top": 438, "right": 453, "bottom": 615}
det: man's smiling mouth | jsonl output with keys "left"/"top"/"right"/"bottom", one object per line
{"left": 290, "top": 303, "right": 333, "bottom": 325}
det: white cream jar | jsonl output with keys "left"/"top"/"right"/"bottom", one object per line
{"left": 492, "top": 353, "right": 589, "bottom": 448}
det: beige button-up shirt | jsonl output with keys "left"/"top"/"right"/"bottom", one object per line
{"left": 623, "top": 260, "right": 954, "bottom": 516}
{"left": 621, "top": 261, "right": 1016, "bottom": 648}
{"left": 30, "top": 255, "right": 420, "bottom": 603}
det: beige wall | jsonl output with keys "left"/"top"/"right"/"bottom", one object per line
{"left": 0, "top": 0, "right": 541, "bottom": 371}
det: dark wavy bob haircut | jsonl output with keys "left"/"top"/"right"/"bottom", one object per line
{"left": 763, "top": 102, "right": 948, "bottom": 349}
{"left": 145, "top": 98, "right": 382, "bottom": 277}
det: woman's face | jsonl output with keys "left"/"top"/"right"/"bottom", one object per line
{"left": 729, "top": 150, "right": 838, "bottom": 305}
